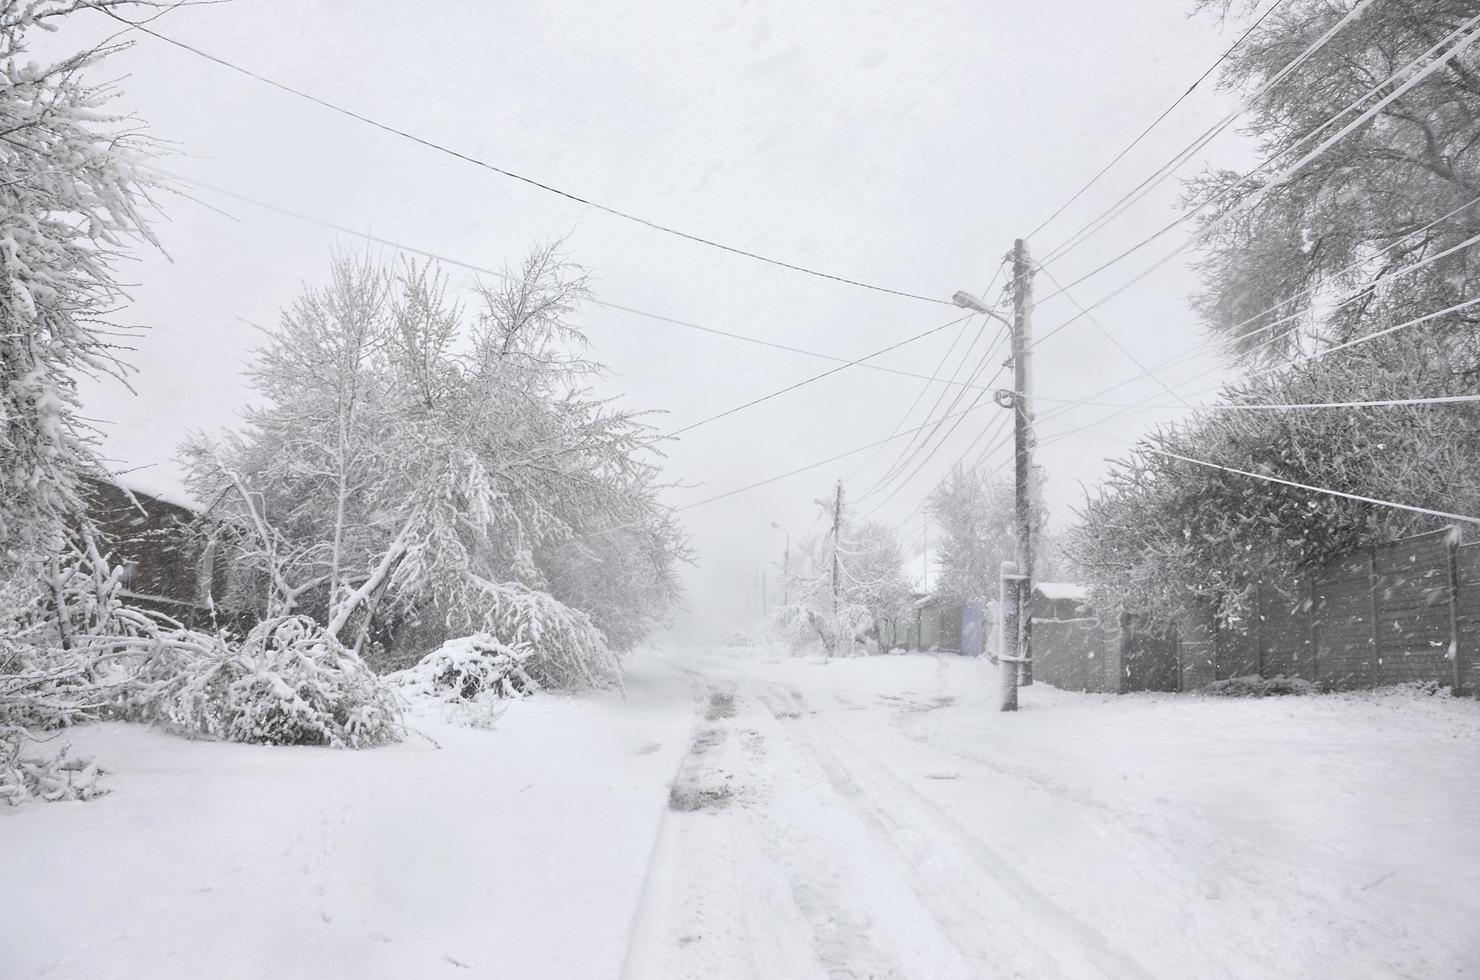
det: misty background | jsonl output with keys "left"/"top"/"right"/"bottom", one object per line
{"left": 63, "top": 0, "right": 1252, "bottom": 638}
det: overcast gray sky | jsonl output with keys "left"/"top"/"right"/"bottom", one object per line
{"left": 63, "top": 0, "right": 1258, "bottom": 638}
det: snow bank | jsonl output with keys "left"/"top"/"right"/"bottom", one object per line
{"left": 0, "top": 650, "right": 699, "bottom": 979}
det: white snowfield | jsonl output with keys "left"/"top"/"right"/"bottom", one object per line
{"left": 4, "top": 649, "right": 1478, "bottom": 979}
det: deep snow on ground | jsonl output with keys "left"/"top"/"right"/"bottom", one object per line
{"left": 4, "top": 648, "right": 1478, "bottom": 979}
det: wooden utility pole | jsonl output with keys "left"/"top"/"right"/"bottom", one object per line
{"left": 1010, "top": 238, "right": 1037, "bottom": 688}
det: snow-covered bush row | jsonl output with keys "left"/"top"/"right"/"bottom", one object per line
{"left": 121, "top": 617, "right": 402, "bottom": 748}
{"left": 387, "top": 633, "right": 539, "bottom": 702}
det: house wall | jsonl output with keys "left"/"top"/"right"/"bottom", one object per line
{"left": 83, "top": 479, "right": 238, "bottom": 631}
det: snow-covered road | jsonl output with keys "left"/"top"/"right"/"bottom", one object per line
{"left": 622, "top": 654, "right": 1153, "bottom": 979}
{"left": 621, "top": 651, "right": 1480, "bottom": 979}
{"left": 5, "top": 647, "right": 1478, "bottom": 979}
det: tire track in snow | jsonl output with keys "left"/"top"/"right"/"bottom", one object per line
{"left": 624, "top": 679, "right": 917, "bottom": 979}
{"left": 621, "top": 681, "right": 826, "bottom": 980}
{"left": 757, "top": 681, "right": 1159, "bottom": 980}
{"left": 888, "top": 705, "right": 1425, "bottom": 980}
{"left": 749, "top": 683, "right": 1042, "bottom": 979}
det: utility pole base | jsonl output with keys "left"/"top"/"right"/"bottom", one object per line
{"left": 999, "top": 560, "right": 1022, "bottom": 712}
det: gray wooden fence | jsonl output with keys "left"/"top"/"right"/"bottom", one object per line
{"left": 1032, "top": 527, "right": 1478, "bottom": 696}
{"left": 1180, "top": 528, "right": 1477, "bottom": 694}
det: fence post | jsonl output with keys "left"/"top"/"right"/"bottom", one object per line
{"left": 1252, "top": 582, "right": 1264, "bottom": 677}
{"left": 1308, "top": 573, "right": 1320, "bottom": 685}
{"left": 1446, "top": 528, "right": 1463, "bottom": 695}
{"left": 1369, "top": 546, "right": 1381, "bottom": 689}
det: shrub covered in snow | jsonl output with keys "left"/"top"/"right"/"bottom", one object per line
{"left": 125, "top": 617, "right": 402, "bottom": 748}
{"left": 1199, "top": 675, "right": 1316, "bottom": 698}
{"left": 387, "top": 634, "right": 539, "bottom": 702}
{"left": 0, "top": 732, "right": 107, "bottom": 806}
{"left": 773, "top": 599, "right": 874, "bottom": 657}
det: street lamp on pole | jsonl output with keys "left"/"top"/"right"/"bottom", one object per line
{"left": 959, "top": 239, "right": 1037, "bottom": 704}
{"left": 770, "top": 522, "right": 790, "bottom": 604}
{"left": 951, "top": 291, "right": 1014, "bottom": 328}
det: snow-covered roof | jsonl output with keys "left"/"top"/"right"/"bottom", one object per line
{"left": 1034, "top": 581, "right": 1089, "bottom": 602}
{"left": 109, "top": 470, "right": 202, "bottom": 514}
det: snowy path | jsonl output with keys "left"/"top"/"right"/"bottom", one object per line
{"left": 4, "top": 647, "right": 1478, "bottom": 979}
{"left": 622, "top": 660, "right": 1146, "bottom": 979}
{"left": 623, "top": 650, "right": 1480, "bottom": 980}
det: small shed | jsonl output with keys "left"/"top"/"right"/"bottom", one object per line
{"left": 913, "top": 592, "right": 962, "bottom": 653}
{"left": 1032, "top": 582, "right": 1091, "bottom": 621}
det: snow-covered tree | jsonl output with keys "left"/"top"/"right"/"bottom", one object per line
{"left": 184, "top": 247, "right": 685, "bottom": 686}
{"left": 926, "top": 464, "right": 1053, "bottom": 604}
{"left": 773, "top": 485, "right": 909, "bottom": 655}
{"left": 1, "top": 1, "right": 165, "bottom": 562}
{"left": 1068, "top": 0, "right": 1480, "bottom": 634}
{"left": 1189, "top": 0, "right": 1480, "bottom": 368}
{"left": 0, "top": 1, "right": 175, "bottom": 797}
{"left": 1068, "top": 336, "right": 1480, "bottom": 629}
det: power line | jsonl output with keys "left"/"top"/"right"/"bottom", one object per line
{"left": 166, "top": 172, "right": 1002, "bottom": 392}
{"left": 669, "top": 396, "right": 1004, "bottom": 514}
{"left": 855, "top": 326, "right": 1009, "bottom": 503}
{"left": 1029, "top": 15, "right": 1480, "bottom": 349}
{"left": 1246, "top": 294, "right": 1480, "bottom": 379}
{"left": 843, "top": 315, "right": 977, "bottom": 482}
{"left": 1027, "top": 412, "right": 1480, "bottom": 528}
{"left": 864, "top": 261, "right": 1022, "bottom": 522}
{"left": 1031, "top": 294, "right": 1480, "bottom": 459}
{"left": 116, "top": 16, "right": 952, "bottom": 307}
{"left": 1145, "top": 448, "right": 1480, "bottom": 526}
{"left": 845, "top": 260, "right": 1011, "bottom": 484}
{"left": 664, "top": 313, "right": 976, "bottom": 437}
{"left": 862, "top": 358, "right": 1012, "bottom": 516}
{"left": 1028, "top": 217, "right": 1480, "bottom": 423}
{"left": 1026, "top": 0, "right": 1292, "bottom": 242}
{"left": 1036, "top": 393, "right": 1480, "bottom": 412}
{"left": 1037, "top": 0, "right": 1381, "bottom": 268}
{"left": 852, "top": 313, "right": 1008, "bottom": 498}
{"left": 173, "top": 171, "right": 1012, "bottom": 452}
{"left": 891, "top": 438, "right": 1014, "bottom": 535}
{"left": 1033, "top": 262, "right": 1191, "bottom": 407}
{"left": 1211, "top": 196, "right": 1480, "bottom": 350}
